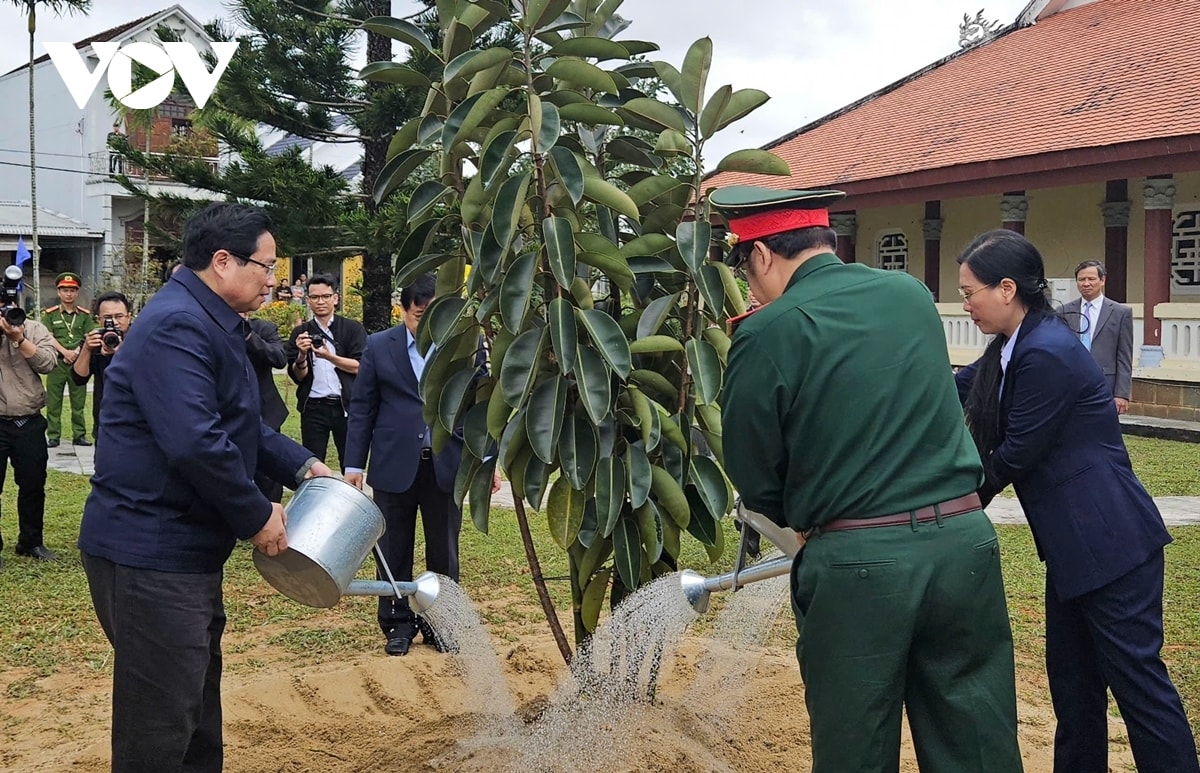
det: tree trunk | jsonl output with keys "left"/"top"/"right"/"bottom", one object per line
{"left": 27, "top": 15, "right": 40, "bottom": 315}
{"left": 360, "top": 3, "right": 393, "bottom": 334}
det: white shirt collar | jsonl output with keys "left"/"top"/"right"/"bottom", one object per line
{"left": 1000, "top": 321, "right": 1022, "bottom": 374}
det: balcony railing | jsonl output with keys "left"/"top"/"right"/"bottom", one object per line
{"left": 87, "top": 151, "right": 218, "bottom": 184}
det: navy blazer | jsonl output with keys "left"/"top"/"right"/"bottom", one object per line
{"left": 956, "top": 315, "right": 1170, "bottom": 599}
{"left": 344, "top": 326, "right": 463, "bottom": 495}
{"left": 79, "top": 269, "right": 313, "bottom": 573}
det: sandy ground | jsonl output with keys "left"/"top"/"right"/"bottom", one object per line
{"left": 1, "top": 584, "right": 1137, "bottom": 773}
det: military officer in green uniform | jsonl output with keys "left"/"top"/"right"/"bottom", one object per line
{"left": 43, "top": 272, "right": 95, "bottom": 447}
{"left": 714, "top": 185, "right": 1023, "bottom": 773}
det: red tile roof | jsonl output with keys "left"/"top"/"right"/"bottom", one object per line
{"left": 3, "top": 10, "right": 165, "bottom": 77}
{"left": 706, "top": 0, "right": 1200, "bottom": 192}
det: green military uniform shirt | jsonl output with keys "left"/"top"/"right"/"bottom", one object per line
{"left": 721, "top": 253, "right": 983, "bottom": 531}
{"left": 43, "top": 305, "right": 95, "bottom": 351}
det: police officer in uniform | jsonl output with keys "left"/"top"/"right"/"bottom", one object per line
{"left": 714, "top": 185, "right": 1023, "bottom": 773}
{"left": 43, "top": 272, "right": 96, "bottom": 447}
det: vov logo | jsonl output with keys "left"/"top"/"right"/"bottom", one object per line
{"left": 45, "top": 41, "right": 239, "bottom": 110}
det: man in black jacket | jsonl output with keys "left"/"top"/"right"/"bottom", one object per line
{"left": 244, "top": 315, "right": 288, "bottom": 501}
{"left": 71, "top": 291, "right": 132, "bottom": 436}
{"left": 284, "top": 274, "right": 366, "bottom": 471}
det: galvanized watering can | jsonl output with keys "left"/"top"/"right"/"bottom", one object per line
{"left": 253, "top": 476, "right": 440, "bottom": 611}
{"left": 678, "top": 500, "right": 802, "bottom": 613}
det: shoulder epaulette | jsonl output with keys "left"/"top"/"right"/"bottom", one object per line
{"left": 726, "top": 304, "right": 766, "bottom": 335}
{"left": 77, "top": 307, "right": 90, "bottom": 314}
{"left": 44, "top": 305, "right": 59, "bottom": 313}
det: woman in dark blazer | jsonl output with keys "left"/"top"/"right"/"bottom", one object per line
{"left": 953, "top": 230, "right": 1197, "bottom": 773}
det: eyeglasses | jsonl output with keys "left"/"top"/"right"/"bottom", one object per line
{"left": 957, "top": 283, "right": 997, "bottom": 302}
{"left": 226, "top": 251, "right": 277, "bottom": 274}
{"left": 307, "top": 293, "right": 336, "bottom": 302}
{"left": 102, "top": 313, "right": 129, "bottom": 322}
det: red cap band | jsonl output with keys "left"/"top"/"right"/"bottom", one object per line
{"left": 729, "top": 209, "right": 830, "bottom": 243}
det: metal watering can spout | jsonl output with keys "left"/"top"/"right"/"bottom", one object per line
{"left": 679, "top": 554, "right": 793, "bottom": 614}
{"left": 342, "top": 571, "right": 441, "bottom": 614}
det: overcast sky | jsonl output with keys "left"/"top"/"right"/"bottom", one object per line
{"left": 0, "top": 0, "right": 1032, "bottom": 162}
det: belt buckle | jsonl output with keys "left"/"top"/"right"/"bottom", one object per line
{"left": 420, "top": 447, "right": 433, "bottom": 460}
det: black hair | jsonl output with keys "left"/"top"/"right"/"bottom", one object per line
{"left": 401, "top": 273, "right": 437, "bottom": 309}
{"left": 181, "top": 203, "right": 273, "bottom": 271}
{"left": 94, "top": 290, "right": 131, "bottom": 313}
{"left": 306, "top": 273, "right": 338, "bottom": 293}
{"left": 1073, "top": 259, "right": 1107, "bottom": 279}
{"left": 956, "top": 229, "right": 1053, "bottom": 461}
{"left": 727, "top": 226, "right": 838, "bottom": 267}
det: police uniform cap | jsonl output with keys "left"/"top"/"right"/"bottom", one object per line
{"left": 710, "top": 185, "right": 846, "bottom": 257}
{"left": 56, "top": 272, "right": 81, "bottom": 289}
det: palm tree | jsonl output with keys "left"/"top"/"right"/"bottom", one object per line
{"left": 5, "top": 0, "right": 92, "bottom": 315}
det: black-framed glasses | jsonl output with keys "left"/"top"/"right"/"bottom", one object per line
{"left": 226, "top": 251, "right": 277, "bottom": 274}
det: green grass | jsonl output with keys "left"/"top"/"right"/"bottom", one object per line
{"left": 7, "top": 385, "right": 1200, "bottom": 732}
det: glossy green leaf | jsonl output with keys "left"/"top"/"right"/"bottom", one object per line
{"left": 635, "top": 500, "right": 663, "bottom": 564}
{"left": 690, "top": 455, "right": 731, "bottom": 519}
{"left": 556, "top": 102, "right": 625, "bottom": 126}
{"left": 546, "top": 58, "right": 618, "bottom": 94}
{"left": 386, "top": 117, "right": 420, "bottom": 160}
{"left": 394, "top": 218, "right": 441, "bottom": 277}
{"left": 543, "top": 216, "right": 577, "bottom": 288}
{"left": 422, "top": 296, "right": 468, "bottom": 351}
{"left": 625, "top": 443, "right": 651, "bottom": 509}
{"left": 651, "top": 60, "right": 684, "bottom": 105}
{"left": 480, "top": 129, "right": 520, "bottom": 188}
{"left": 695, "top": 263, "right": 726, "bottom": 318}
{"left": 491, "top": 171, "right": 532, "bottom": 252}
{"left": 462, "top": 401, "right": 492, "bottom": 460}
{"left": 445, "top": 46, "right": 513, "bottom": 84}
{"left": 373, "top": 148, "right": 433, "bottom": 204}
{"left": 499, "top": 327, "right": 546, "bottom": 408}
{"left": 715, "top": 149, "right": 791, "bottom": 176}
{"left": 547, "top": 146, "right": 585, "bottom": 205}
{"left": 578, "top": 308, "right": 632, "bottom": 379}
{"left": 711, "top": 88, "right": 770, "bottom": 133}
{"left": 614, "top": 60, "right": 658, "bottom": 79}
{"left": 359, "top": 62, "right": 431, "bottom": 88}
{"left": 546, "top": 476, "right": 586, "bottom": 550}
{"left": 654, "top": 129, "right": 690, "bottom": 156}
{"left": 523, "top": 0, "right": 572, "bottom": 31}
{"left": 621, "top": 97, "right": 686, "bottom": 133}
{"left": 468, "top": 456, "right": 497, "bottom": 533}
{"left": 626, "top": 174, "right": 683, "bottom": 207}
{"left": 698, "top": 83, "right": 732, "bottom": 139}
{"left": 524, "top": 455, "right": 551, "bottom": 510}
{"left": 417, "top": 113, "right": 444, "bottom": 146}
{"left": 612, "top": 514, "right": 642, "bottom": 590}
{"left": 635, "top": 293, "right": 678, "bottom": 340}
{"left": 661, "top": 512, "right": 681, "bottom": 560}
{"left": 499, "top": 251, "right": 538, "bottom": 332}
{"left": 576, "top": 533, "right": 612, "bottom": 585}
{"left": 548, "top": 296, "right": 577, "bottom": 376}
{"left": 437, "top": 366, "right": 476, "bottom": 434}
{"left": 548, "top": 36, "right": 631, "bottom": 61}
{"left": 679, "top": 37, "right": 713, "bottom": 114}
{"left": 407, "top": 180, "right": 451, "bottom": 224}
{"left": 526, "top": 374, "right": 568, "bottom": 463}
{"left": 620, "top": 233, "right": 675, "bottom": 259}
{"left": 676, "top": 220, "right": 712, "bottom": 273}
{"left": 443, "top": 87, "right": 511, "bottom": 153}
{"left": 607, "top": 136, "right": 661, "bottom": 169}
{"left": 578, "top": 499, "right": 599, "bottom": 548}
{"left": 361, "top": 16, "right": 433, "bottom": 53}
{"left": 537, "top": 100, "right": 562, "bottom": 152}
{"left": 684, "top": 486, "right": 720, "bottom": 549}
{"left": 582, "top": 177, "right": 640, "bottom": 221}
{"left": 396, "top": 252, "right": 457, "bottom": 290}
{"left": 558, "top": 413, "right": 598, "bottom": 489}
{"left": 574, "top": 345, "right": 612, "bottom": 425}
{"left": 596, "top": 455, "right": 626, "bottom": 537}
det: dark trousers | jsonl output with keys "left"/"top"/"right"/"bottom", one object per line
{"left": 0, "top": 414, "right": 48, "bottom": 551}
{"left": 791, "top": 509, "right": 1023, "bottom": 773}
{"left": 82, "top": 552, "right": 225, "bottom": 773}
{"left": 1047, "top": 549, "right": 1199, "bottom": 773}
{"left": 299, "top": 399, "right": 346, "bottom": 471}
{"left": 375, "top": 456, "right": 462, "bottom": 639}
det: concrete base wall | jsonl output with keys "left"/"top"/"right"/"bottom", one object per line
{"left": 1131, "top": 379, "right": 1200, "bottom": 422}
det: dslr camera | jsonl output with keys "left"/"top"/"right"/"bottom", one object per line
{"left": 101, "top": 318, "right": 123, "bottom": 349}
{"left": 309, "top": 331, "right": 325, "bottom": 348}
{"left": 0, "top": 265, "right": 26, "bottom": 326}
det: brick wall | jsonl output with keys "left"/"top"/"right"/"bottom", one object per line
{"left": 1131, "top": 379, "right": 1200, "bottom": 422}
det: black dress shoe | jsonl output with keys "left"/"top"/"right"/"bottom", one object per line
{"left": 16, "top": 545, "right": 58, "bottom": 561}
{"left": 384, "top": 636, "right": 412, "bottom": 656}
{"left": 73, "top": 437, "right": 92, "bottom": 447}
{"left": 416, "top": 616, "right": 456, "bottom": 654}
{"left": 46, "top": 439, "right": 59, "bottom": 448}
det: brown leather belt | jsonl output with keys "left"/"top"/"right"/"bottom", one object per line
{"left": 817, "top": 493, "right": 982, "bottom": 534}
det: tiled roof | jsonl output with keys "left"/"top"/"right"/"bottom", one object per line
{"left": 706, "top": 0, "right": 1199, "bottom": 192}
{"left": 3, "top": 9, "right": 165, "bottom": 77}
{"left": 0, "top": 201, "right": 102, "bottom": 238}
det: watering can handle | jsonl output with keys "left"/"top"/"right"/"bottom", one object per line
{"left": 372, "top": 543, "right": 409, "bottom": 599}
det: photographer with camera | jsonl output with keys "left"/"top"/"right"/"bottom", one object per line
{"left": 285, "top": 274, "right": 365, "bottom": 472}
{"left": 0, "top": 265, "right": 59, "bottom": 565}
{"left": 43, "top": 272, "right": 96, "bottom": 448}
{"left": 71, "top": 291, "right": 131, "bottom": 437}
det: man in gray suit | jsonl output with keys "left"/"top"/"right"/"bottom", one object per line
{"left": 1065, "top": 260, "right": 1134, "bottom": 414}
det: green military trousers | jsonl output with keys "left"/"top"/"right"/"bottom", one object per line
{"left": 790, "top": 508, "right": 1023, "bottom": 773}
{"left": 45, "top": 360, "right": 87, "bottom": 442}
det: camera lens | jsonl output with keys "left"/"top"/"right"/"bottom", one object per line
{"left": 3, "top": 307, "right": 26, "bottom": 326}
{"left": 102, "top": 331, "right": 122, "bottom": 348}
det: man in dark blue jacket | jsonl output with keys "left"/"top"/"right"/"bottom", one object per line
{"left": 79, "top": 203, "right": 333, "bottom": 773}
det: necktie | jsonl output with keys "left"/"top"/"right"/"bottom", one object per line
{"left": 1081, "top": 302, "right": 1092, "bottom": 351}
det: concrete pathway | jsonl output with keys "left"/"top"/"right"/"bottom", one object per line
{"left": 49, "top": 445, "right": 1200, "bottom": 526}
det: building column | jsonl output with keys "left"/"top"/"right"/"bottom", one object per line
{"left": 922, "top": 201, "right": 942, "bottom": 301}
{"left": 1140, "top": 176, "right": 1175, "bottom": 368}
{"left": 830, "top": 213, "right": 857, "bottom": 264}
{"left": 1000, "top": 192, "right": 1028, "bottom": 234}
{"left": 1101, "top": 180, "right": 1130, "bottom": 303}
